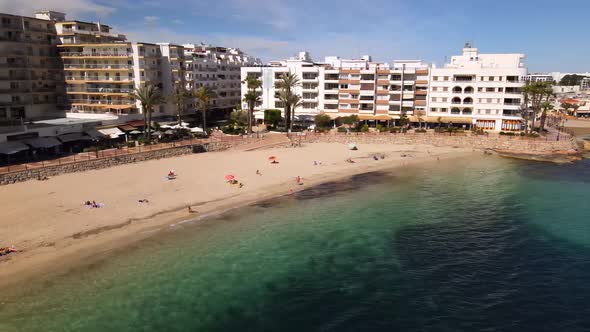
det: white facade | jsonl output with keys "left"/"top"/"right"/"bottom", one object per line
{"left": 184, "top": 44, "right": 260, "bottom": 113}
{"left": 241, "top": 53, "right": 429, "bottom": 122}
{"left": 427, "top": 45, "right": 527, "bottom": 131}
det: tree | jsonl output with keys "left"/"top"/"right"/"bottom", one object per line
{"left": 194, "top": 86, "right": 214, "bottom": 133}
{"left": 242, "top": 76, "right": 262, "bottom": 134}
{"left": 242, "top": 90, "right": 261, "bottom": 134}
{"left": 314, "top": 113, "right": 332, "bottom": 130}
{"left": 539, "top": 101, "right": 554, "bottom": 130}
{"left": 338, "top": 115, "right": 359, "bottom": 127}
{"left": 275, "top": 72, "right": 301, "bottom": 130}
{"left": 264, "top": 109, "right": 282, "bottom": 128}
{"left": 559, "top": 74, "right": 587, "bottom": 86}
{"left": 230, "top": 110, "right": 249, "bottom": 127}
{"left": 561, "top": 103, "right": 573, "bottom": 115}
{"left": 523, "top": 82, "right": 552, "bottom": 131}
{"left": 415, "top": 109, "right": 426, "bottom": 129}
{"left": 170, "top": 82, "right": 191, "bottom": 127}
{"left": 129, "top": 84, "right": 163, "bottom": 142}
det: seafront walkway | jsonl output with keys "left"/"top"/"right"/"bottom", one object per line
{"left": 0, "top": 135, "right": 257, "bottom": 174}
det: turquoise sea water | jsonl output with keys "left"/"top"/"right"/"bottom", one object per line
{"left": 1, "top": 156, "right": 590, "bottom": 331}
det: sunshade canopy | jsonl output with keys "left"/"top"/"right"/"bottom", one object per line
{"left": 58, "top": 132, "right": 93, "bottom": 143}
{"left": 98, "top": 127, "right": 125, "bottom": 139}
{"left": 23, "top": 137, "right": 62, "bottom": 149}
{"left": 0, "top": 141, "right": 29, "bottom": 155}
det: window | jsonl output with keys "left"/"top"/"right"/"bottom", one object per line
{"left": 0, "top": 108, "right": 6, "bottom": 118}
{"left": 431, "top": 97, "right": 437, "bottom": 102}
{"left": 485, "top": 109, "right": 491, "bottom": 114}
{"left": 486, "top": 87, "right": 494, "bottom": 92}
{"left": 432, "top": 76, "right": 438, "bottom": 81}
{"left": 489, "top": 76, "right": 495, "bottom": 81}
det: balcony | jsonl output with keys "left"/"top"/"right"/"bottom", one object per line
{"left": 61, "top": 52, "right": 133, "bottom": 57}
{"left": 69, "top": 99, "right": 135, "bottom": 105}
{"left": 66, "top": 76, "right": 133, "bottom": 82}
{"left": 64, "top": 64, "right": 133, "bottom": 70}
{"left": 67, "top": 87, "right": 133, "bottom": 94}
{"left": 0, "top": 75, "right": 28, "bottom": 80}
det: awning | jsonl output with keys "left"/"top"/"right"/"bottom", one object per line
{"left": 98, "top": 127, "right": 125, "bottom": 139}
{"left": 0, "top": 141, "right": 30, "bottom": 155}
{"left": 85, "top": 129, "right": 106, "bottom": 140}
{"left": 58, "top": 132, "right": 93, "bottom": 143}
{"left": 358, "top": 114, "right": 395, "bottom": 121}
{"left": 127, "top": 120, "right": 145, "bottom": 127}
{"left": 118, "top": 125, "right": 137, "bottom": 132}
{"left": 410, "top": 116, "right": 473, "bottom": 124}
{"left": 23, "top": 137, "right": 62, "bottom": 149}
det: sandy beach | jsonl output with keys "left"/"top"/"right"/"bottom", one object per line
{"left": 0, "top": 142, "right": 474, "bottom": 289}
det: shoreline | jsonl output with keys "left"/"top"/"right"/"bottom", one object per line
{"left": 0, "top": 143, "right": 475, "bottom": 291}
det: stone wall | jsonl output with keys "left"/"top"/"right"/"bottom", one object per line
{"left": 295, "top": 133, "right": 578, "bottom": 154}
{"left": 0, "top": 140, "right": 244, "bottom": 185}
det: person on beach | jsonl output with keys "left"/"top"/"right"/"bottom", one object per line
{"left": 256, "top": 169, "right": 261, "bottom": 176}
{"left": 187, "top": 206, "right": 195, "bottom": 213}
{"left": 92, "top": 200, "right": 98, "bottom": 208}
{"left": 296, "top": 176, "right": 303, "bottom": 185}
{"left": 239, "top": 182, "right": 244, "bottom": 188}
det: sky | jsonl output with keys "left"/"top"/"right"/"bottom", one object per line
{"left": 2, "top": 0, "right": 589, "bottom": 72}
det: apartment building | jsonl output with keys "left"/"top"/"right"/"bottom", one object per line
{"left": 158, "top": 43, "right": 185, "bottom": 115}
{"left": 59, "top": 41, "right": 165, "bottom": 116}
{"left": 184, "top": 44, "right": 261, "bottom": 115}
{"left": 0, "top": 11, "right": 66, "bottom": 123}
{"left": 241, "top": 52, "right": 429, "bottom": 122}
{"left": 428, "top": 44, "right": 527, "bottom": 131}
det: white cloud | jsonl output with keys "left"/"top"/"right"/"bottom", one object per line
{"left": 143, "top": 16, "right": 160, "bottom": 24}
{"left": 0, "top": 0, "right": 115, "bottom": 18}
{"left": 172, "top": 19, "right": 184, "bottom": 25}
{"left": 123, "top": 27, "right": 292, "bottom": 60}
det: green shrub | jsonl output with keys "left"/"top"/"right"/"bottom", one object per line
{"left": 389, "top": 127, "right": 401, "bottom": 133}
{"left": 527, "top": 132, "right": 540, "bottom": 138}
{"left": 520, "top": 132, "right": 526, "bottom": 136}
{"left": 337, "top": 127, "right": 348, "bottom": 133}
{"left": 379, "top": 126, "right": 389, "bottom": 132}
{"left": 376, "top": 124, "right": 383, "bottom": 132}
{"left": 360, "top": 124, "right": 369, "bottom": 132}
{"left": 415, "top": 128, "right": 427, "bottom": 133}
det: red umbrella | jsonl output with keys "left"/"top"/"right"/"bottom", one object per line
{"left": 268, "top": 156, "right": 277, "bottom": 160}
{"left": 224, "top": 175, "right": 235, "bottom": 181}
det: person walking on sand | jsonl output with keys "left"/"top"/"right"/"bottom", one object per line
{"left": 187, "top": 205, "right": 195, "bottom": 214}
{"left": 256, "top": 169, "right": 262, "bottom": 176}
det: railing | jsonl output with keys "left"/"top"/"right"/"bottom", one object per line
{"left": 67, "top": 87, "right": 133, "bottom": 93}
{"left": 66, "top": 76, "right": 133, "bottom": 81}
{"left": 64, "top": 64, "right": 133, "bottom": 69}
{"left": 61, "top": 52, "right": 132, "bottom": 57}
{"left": 0, "top": 135, "right": 260, "bottom": 174}
{"left": 503, "top": 102, "right": 521, "bottom": 105}
{"left": 69, "top": 99, "right": 135, "bottom": 105}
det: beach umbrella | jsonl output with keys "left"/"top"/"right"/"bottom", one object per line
{"left": 190, "top": 127, "right": 204, "bottom": 133}
{"left": 268, "top": 156, "right": 277, "bottom": 160}
{"left": 129, "top": 130, "right": 142, "bottom": 135}
{"left": 224, "top": 174, "right": 235, "bottom": 181}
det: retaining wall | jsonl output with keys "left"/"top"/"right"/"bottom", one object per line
{"left": 295, "top": 133, "right": 578, "bottom": 154}
{"left": 0, "top": 141, "right": 235, "bottom": 185}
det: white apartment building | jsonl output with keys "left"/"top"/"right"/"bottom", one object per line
{"left": 522, "top": 73, "right": 554, "bottom": 83}
{"left": 241, "top": 52, "right": 429, "bottom": 123}
{"left": 184, "top": 44, "right": 260, "bottom": 115}
{"left": 427, "top": 44, "right": 527, "bottom": 131}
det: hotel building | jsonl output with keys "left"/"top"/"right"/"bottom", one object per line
{"left": 428, "top": 44, "right": 527, "bottom": 131}
{"left": 184, "top": 44, "right": 261, "bottom": 115}
{"left": 241, "top": 52, "right": 429, "bottom": 122}
{"left": 0, "top": 11, "right": 66, "bottom": 123}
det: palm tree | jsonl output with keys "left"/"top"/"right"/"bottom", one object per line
{"left": 522, "top": 81, "right": 552, "bottom": 132}
{"left": 170, "top": 82, "right": 192, "bottom": 127}
{"left": 194, "top": 86, "right": 214, "bottom": 133}
{"left": 129, "top": 84, "right": 163, "bottom": 141}
{"left": 275, "top": 72, "right": 301, "bottom": 130}
{"left": 539, "top": 101, "right": 554, "bottom": 130}
{"left": 242, "top": 76, "right": 262, "bottom": 134}
{"left": 242, "top": 90, "right": 261, "bottom": 134}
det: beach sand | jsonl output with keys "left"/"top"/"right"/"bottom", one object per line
{"left": 0, "top": 142, "right": 473, "bottom": 289}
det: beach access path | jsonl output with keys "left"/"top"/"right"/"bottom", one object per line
{"left": 0, "top": 142, "right": 473, "bottom": 289}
